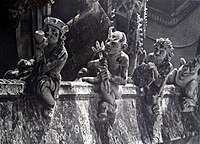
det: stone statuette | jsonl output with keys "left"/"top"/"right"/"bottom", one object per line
{"left": 81, "top": 27, "right": 129, "bottom": 121}
{"left": 132, "top": 38, "right": 174, "bottom": 114}
{"left": 25, "top": 17, "right": 69, "bottom": 116}
{"left": 167, "top": 56, "right": 200, "bottom": 112}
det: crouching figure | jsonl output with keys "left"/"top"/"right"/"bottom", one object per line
{"left": 167, "top": 56, "right": 200, "bottom": 112}
{"left": 132, "top": 38, "right": 174, "bottom": 115}
{"left": 81, "top": 27, "right": 129, "bottom": 121}
{"left": 26, "top": 17, "right": 68, "bottom": 116}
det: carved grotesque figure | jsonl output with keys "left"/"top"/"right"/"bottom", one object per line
{"left": 132, "top": 38, "right": 174, "bottom": 114}
{"left": 167, "top": 56, "right": 200, "bottom": 112}
{"left": 82, "top": 27, "right": 129, "bottom": 121}
{"left": 26, "top": 17, "right": 68, "bottom": 115}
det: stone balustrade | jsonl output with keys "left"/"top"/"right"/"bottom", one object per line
{"left": 0, "top": 80, "right": 199, "bottom": 144}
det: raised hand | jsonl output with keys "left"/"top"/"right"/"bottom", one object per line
{"left": 91, "top": 41, "right": 105, "bottom": 58}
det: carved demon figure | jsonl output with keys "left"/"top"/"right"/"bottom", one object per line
{"left": 167, "top": 56, "right": 200, "bottom": 112}
{"left": 132, "top": 38, "right": 174, "bottom": 114}
{"left": 81, "top": 27, "right": 129, "bottom": 121}
{"left": 26, "top": 17, "right": 68, "bottom": 115}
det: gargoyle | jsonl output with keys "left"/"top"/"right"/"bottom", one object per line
{"left": 81, "top": 27, "right": 129, "bottom": 121}
{"left": 167, "top": 56, "right": 200, "bottom": 112}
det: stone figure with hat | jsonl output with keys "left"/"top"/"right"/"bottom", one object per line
{"left": 26, "top": 17, "right": 69, "bottom": 117}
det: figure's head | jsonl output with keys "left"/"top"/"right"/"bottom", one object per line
{"left": 105, "top": 27, "right": 128, "bottom": 55}
{"left": 46, "top": 25, "right": 60, "bottom": 44}
{"left": 44, "top": 17, "right": 69, "bottom": 45}
{"left": 153, "top": 37, "right": 174, "bottom": 61}
{"left": 178, "top": 56, "right": 200, "bottom": 80}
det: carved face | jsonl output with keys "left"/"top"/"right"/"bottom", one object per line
{"left": 153, "top": 42, "right": 167, "bottom": 62}
{"left": 46, "top": 25, "right": 60, "bottom": 44}
{"left": 178, "top": 65, "right": 190, "bottom": 80}
{"left": 177, "top": 60, "right": 200, "bottom": 80}
{"left": 178, "top": 58, "right": 200, "bottom": 80}
{"left": 105, "top": 31, "right": 125, "bottom": 55}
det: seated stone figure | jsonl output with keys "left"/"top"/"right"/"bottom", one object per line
{"left": 167, "top": 56, "right": 200, "bottom": 112}
{"left": 82, "top": 27, "right": 129, "bottom": 121}
{"left": 132, "top": 38, "right": 174, "bottom": 114}
{"left": 25, "top": 17, "right": 68, "bottom": 115}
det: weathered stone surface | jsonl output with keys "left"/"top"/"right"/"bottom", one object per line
{"left": 161, "top": 85, "right": 200, "bottom": 143}
{"left": 0, "top": 79, "right": 24, "bottom": 96}
{"left": 0, "top": 82, "right": 148, "bottom": 144}
{"left": 61, "top": 2, "right": 112, "bottom": 80}
{"left": 0, "top": 81, "right": 200, "bottom": 143}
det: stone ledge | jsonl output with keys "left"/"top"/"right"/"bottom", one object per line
{"left": 0, "top": 79, "right": 171, "bottom": 97}
{"left": 59, "top": 82, "right": 139, "bottom": 100}
{"left": 0, "top": 80, "right": 199, "bottom": 144}
{"left": 0, "top": 79, "right": 25, "bottom": 96}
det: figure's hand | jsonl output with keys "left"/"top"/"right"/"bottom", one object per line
{"left": 103, "top": 79, "right": 111, "bottom": 93}
{"left": 37, "top": 37, "right": 48, "bottom": 50}
{"left": 99, "top": 57, "right": 108, "bottom": 68}
{"left": 148, "top": 62, "right": 156, "bottom": 70}
{"left": 35, "top": 30, "right": 48, "bottom": 50}
{"left": 148, "top": 62, "right": 160, "bottom": 80}
{"left": 180, "top": 57, "right": 186, "bottom": 66}
{"left": 182, "top": 98, "right": 196, "bottom": 109}
{"left": 91, "top": 41, "right": 105, "bottom": 56}
{"left": 100, "top": 67, "right": 111, "bottom": 81}
{"left": 100, "top": 67, "right": 111, "bottom": 93}
{"left": 35, "top": 30, "right": 45, "bottom": 44}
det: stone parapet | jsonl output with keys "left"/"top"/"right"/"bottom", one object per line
{"left": 0, "top": 80, "right": 199, "bottom": 143}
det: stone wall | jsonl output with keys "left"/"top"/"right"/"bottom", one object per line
{"left": 0, "top": 80, "right": 200, "bottom": 144}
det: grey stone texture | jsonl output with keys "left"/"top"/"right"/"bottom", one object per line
{"left": 0, "top": 81, "right": 200, "bottom": 144}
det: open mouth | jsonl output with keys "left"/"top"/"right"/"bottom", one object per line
{"left": 180, "top": 71, "right": 188, "bottom": 77}
{"left": 48, "top": 36, "right": 56, "bottom": 41}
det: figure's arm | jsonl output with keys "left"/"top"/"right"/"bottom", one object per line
{"left": 34, "top": 30, "right": 48, "bottom": 63}
{"left": 34, "top": 48, "right": 45, "bottom": 63}
{"left": 182, "top": 80, "right": 199, "bottom": 109}
{"left": 110, "top": 74, "right": 127, "bottom": 85}
{"left": 166, "top": 68, "right": 177, "bottom": 84}
{"left": 185, "top": 80, "right": 198, "bottom": 100}
{"left": 154, "top": 62, "right": 173, "bottom": 87}
{"left": 39, "top": 49, "right": 68, "bottom": 75}
{"left": 145, "top": 53, "right": 154, "bottom": 63}
{"left": 82, "top": 75, "right": 101, "bottom": 84}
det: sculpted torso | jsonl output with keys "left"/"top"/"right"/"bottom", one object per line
{"left": 106, "top": 51, "right": 128, "bottom": 78}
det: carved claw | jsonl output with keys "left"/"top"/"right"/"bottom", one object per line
{"left": 91, "top": 41, "right": 105, "bottom": 54}
{"left": 180, "top": 57, "right": 186, "bottom": 65}
{"left": 182, "top": 98, "right": 196, "bottom": 112}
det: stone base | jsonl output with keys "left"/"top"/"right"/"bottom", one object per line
{"left": 0, "top": 81, "right": 200, "bottom": 143}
